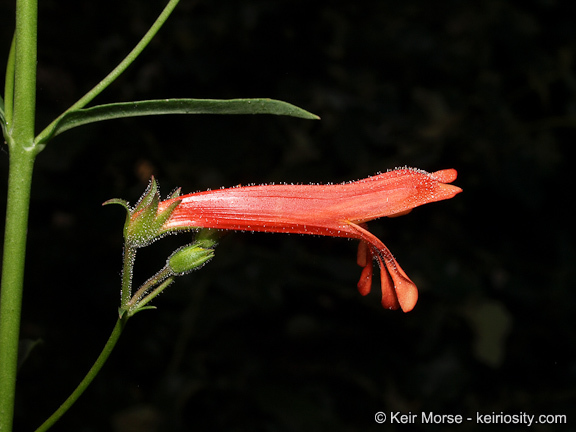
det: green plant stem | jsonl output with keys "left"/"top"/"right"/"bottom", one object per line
{"left": 69, "top": 0, "right": 180, "bottom": 110}
{"left": 0, "top": 0, "right": 38, "bottom": 430}
{"left": 34, "top": 316, "right": 128, "bottom": 432}
{"left": 3, "top": 36, "right": 16, "bottom": 126}
{"left": 35, "top": 227, "right": 136, "bottom": 430}
{"left": 131, "top": 277, "right": 174, "bottom": 314}
{"left": 35, "top": 0, "right": 181, "bottom": 145}
{"left": 125, "top": 268, "right": 173, "bottom": 311}
{"left": 0, "top": 150, "right": 36, "bottom": 432}
{"left": 11, "top": 0, "right": 37, "bottom": 147}
{"left": 120, "top": 245, "right": 137, "bottom": 308}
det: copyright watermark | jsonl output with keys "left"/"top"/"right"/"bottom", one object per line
{"left": 374, "top": 411, "right": 567, "bottom": 426}
{"left": 374, "top": 412, "right": 386, "bottom": 424}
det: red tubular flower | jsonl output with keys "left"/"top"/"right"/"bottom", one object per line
{"left": 157, "top": 168, "right": 462, "bottom": 312}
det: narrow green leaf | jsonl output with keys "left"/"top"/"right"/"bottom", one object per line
{"left": 37, "top": 98, "right": 319, "bottom": 144}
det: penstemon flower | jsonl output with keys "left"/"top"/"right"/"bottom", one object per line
{"left": 148, "top": 167, "right": 462, "bottom": 312}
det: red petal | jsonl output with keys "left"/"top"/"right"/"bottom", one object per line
{"left": 387, "top": 209, "right": 413, "bottom": 218}
{"left": 382, "top": 258, "right": 418, "bottom": 312}
{"left": 160, "top": 167, "right": 462, "bottom": 233}
{"left": 376, "top": 255, "right": 400, "bottom": 310}
{"left": 348, "top": 222, "right": 418, "bottom": 312}
{"left": 430, "top": 168, "right": 458, "bottom": 183}
{"left": 356, "top": 240, "right": 370, "bottom": 267}
{"left": 357, "top": 262, "right": 373, "bottom": 296}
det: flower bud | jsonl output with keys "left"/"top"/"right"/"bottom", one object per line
{"left": 167, "top": 244, "right": 214, "bottom": 275}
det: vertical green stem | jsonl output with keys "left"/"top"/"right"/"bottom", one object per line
{"left": 11, "top": 0, "right": 37, "bottom": 143}
{"left": 0, "top": 151, "right": 36, "bottom": 431}
{"left": 3, "top": 36, "right": 16, "bottom": 126}
{"left": 0, "top": 0, "right": 37, "bottom": 430}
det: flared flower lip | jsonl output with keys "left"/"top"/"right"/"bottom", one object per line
{"left": 153, "top": 167, "right": 462, "bottom": 312}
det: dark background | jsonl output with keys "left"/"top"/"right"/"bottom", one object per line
{"left": 2, "top": 0, "right": 575, "bottom": 431}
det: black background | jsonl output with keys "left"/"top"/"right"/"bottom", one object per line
{"left": 1, "top": 0, "right": 575, "bottom": 430}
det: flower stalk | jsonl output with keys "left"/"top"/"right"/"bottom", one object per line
{"left": 34, "top": 317, "right": 128, "bottom": 432}
{"left": 120, "top": 240, "right": 216, "bottom": 316}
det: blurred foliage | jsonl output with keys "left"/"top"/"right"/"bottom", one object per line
{"left": 1, "top": 0, "right": 576, "bottom": 430}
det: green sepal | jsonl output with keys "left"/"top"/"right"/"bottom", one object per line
{"left": 133, "top": 176, "right": 159, "bottom": 214}
{"left": 194, "top": 228, "right": 220, "bottom": 249}
{"left": 168, "top": 187, "right": 181, "bottom": 199}
{"left": 102, "top": 198, "right": 129, "bottom": 210}
{"left": 104, "top": 177, "right": 182, "bottom": 248}
{"left": 126, "top": 191, "right": 160, "bottom": 247}
{"left": 154, "top": 199, "right": 182, "bottom": 236}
